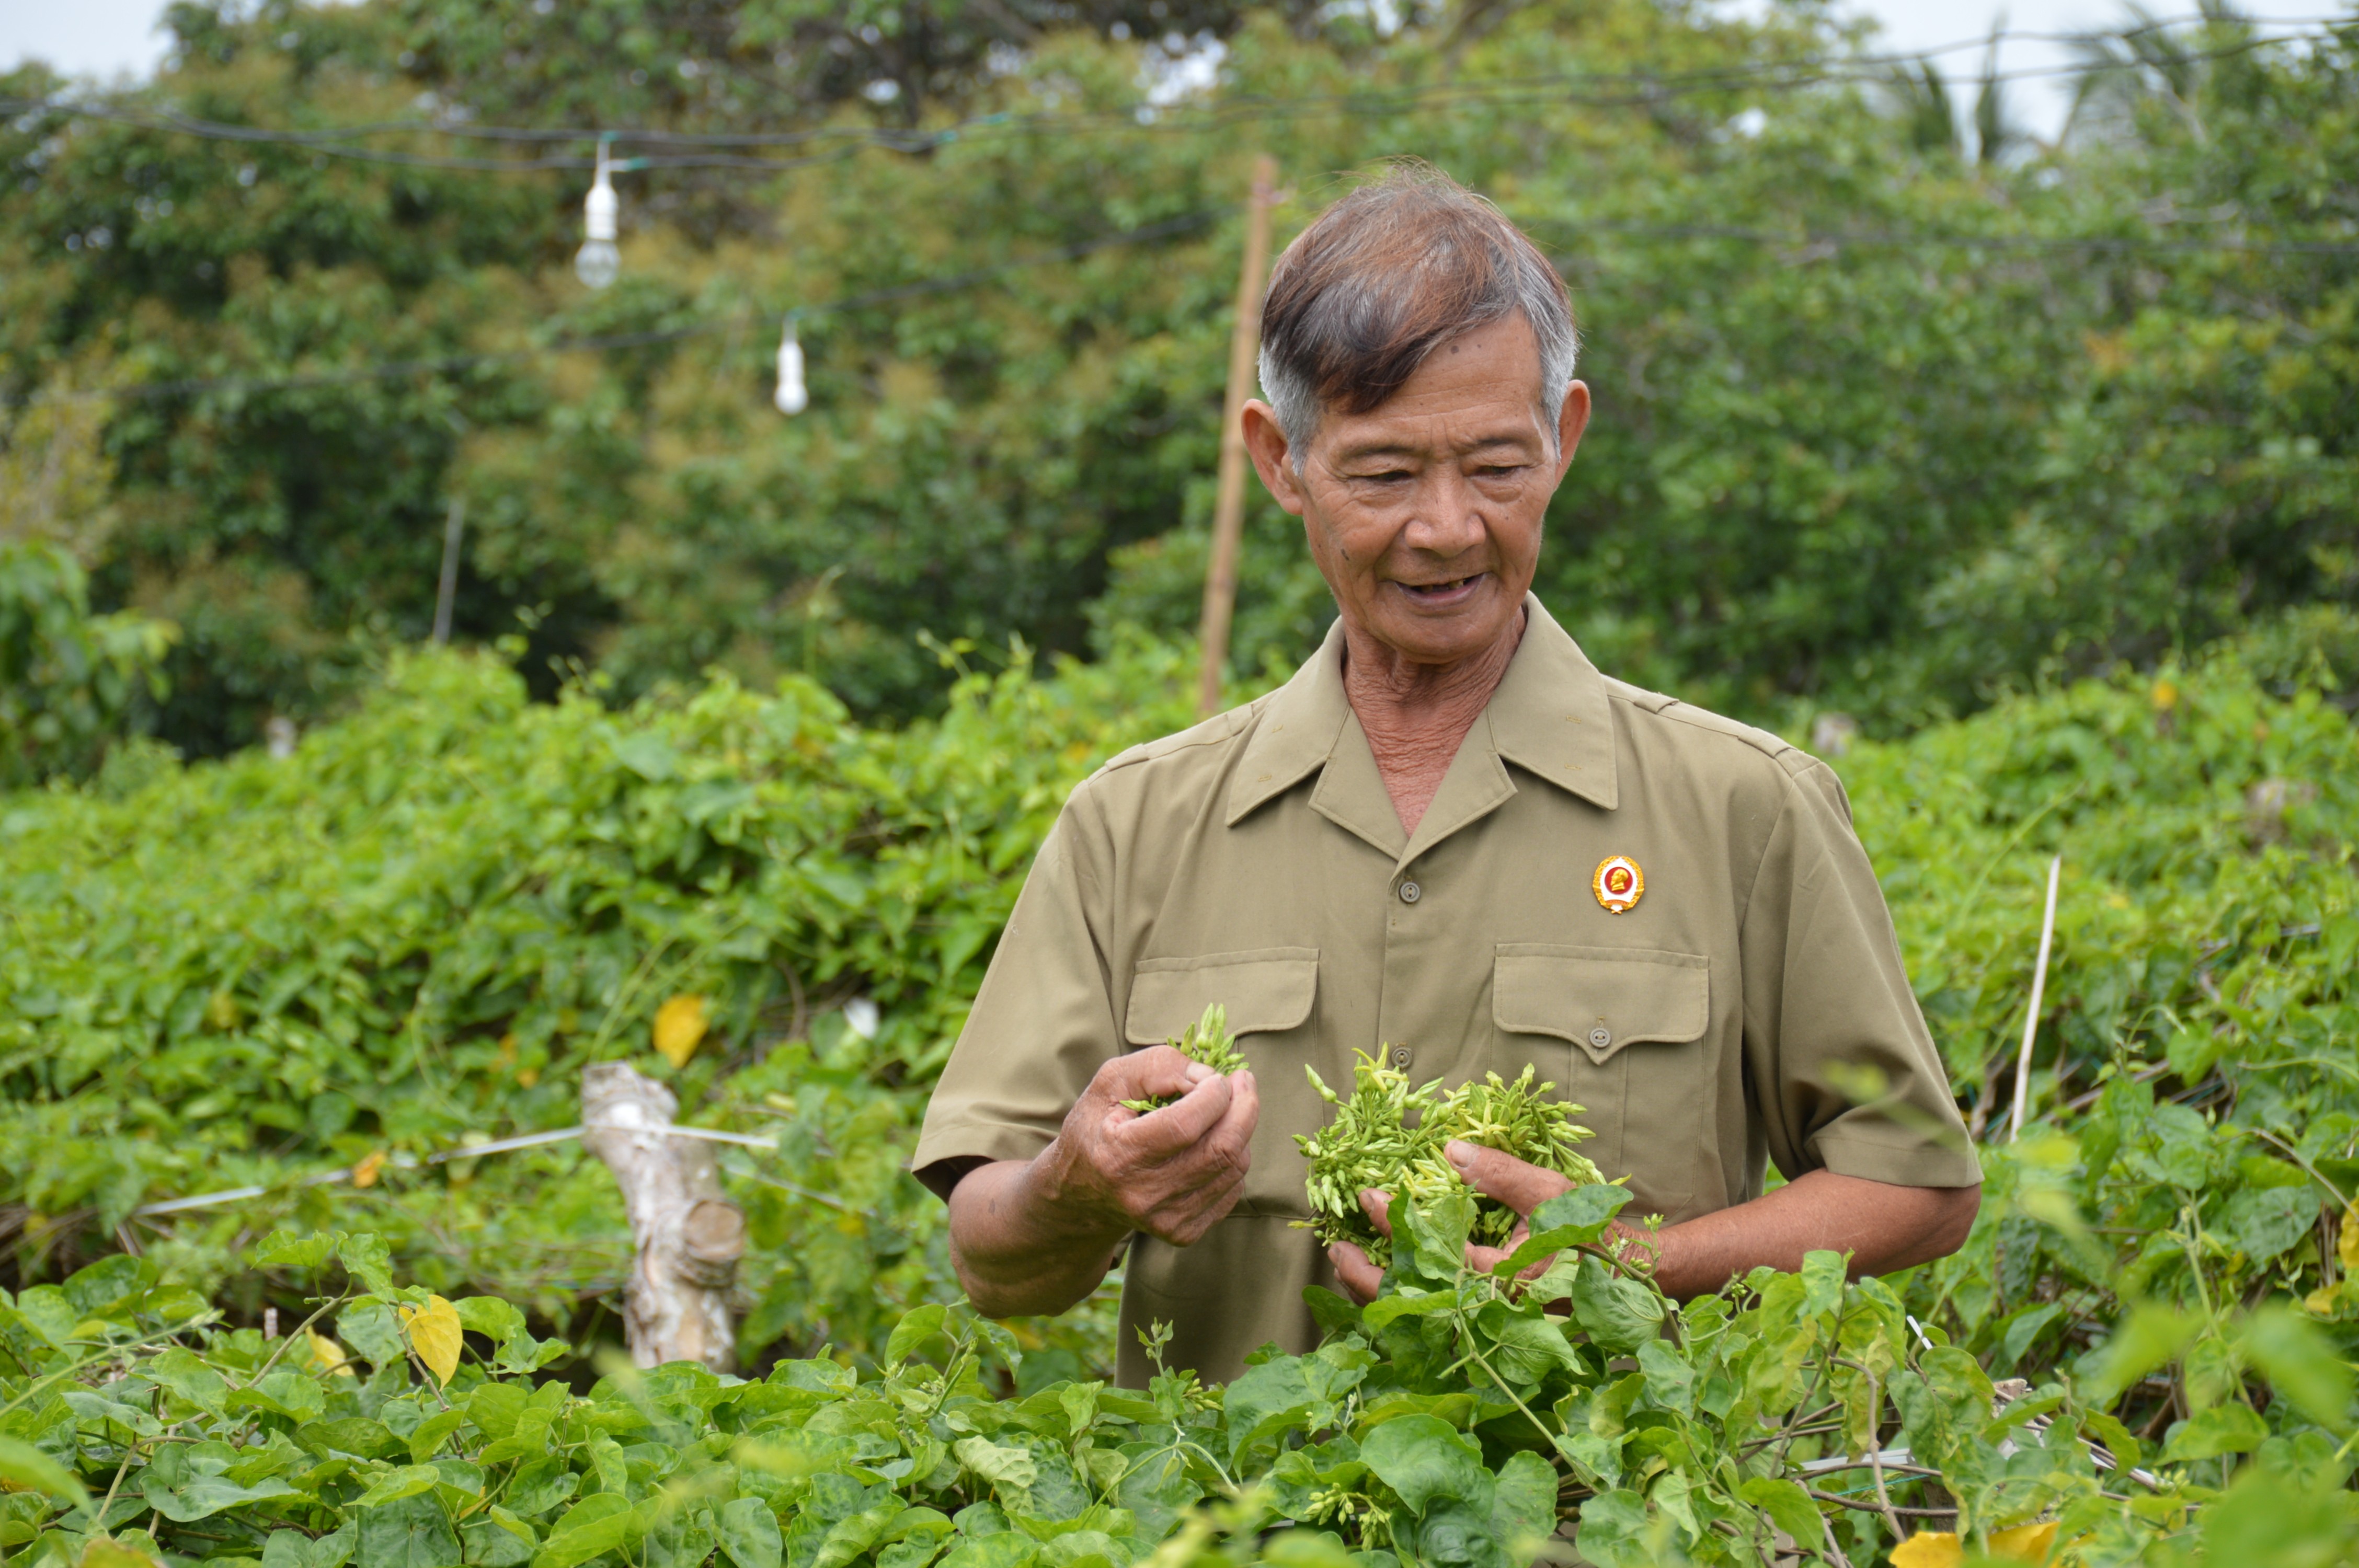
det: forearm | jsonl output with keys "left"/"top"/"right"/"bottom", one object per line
{"left": 1638, "top": 1170, "right": 1980, "bottom": 1300}
{"left": 947, "top": 1155, "right": 1131, "bottom": 1318}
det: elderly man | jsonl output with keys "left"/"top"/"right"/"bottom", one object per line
{"left": 913, "top": 168, "right": 1980, "bottom": 1386}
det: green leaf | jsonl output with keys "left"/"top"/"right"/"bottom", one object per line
{"left": 360, "top": 1493, "right": 463, "bottom": 1568}
{"left": 1222, "top": 1356, "right": 1317, "bottom": 1463}
{"left": 2163, "top": 1401, "right": 2270, "bottom": 1462}
{"left": 0, "top": 1436, "right": 86, "bottom": 1505}
{"left": 227, "top": 1369, "right": 327, "bottom": 1424}
{"left": 1358, "top": 1414, "right": 1486, "bottom": 1516}
{"left": 1487, "top": 1450, "right": 1555, "bottom": 1565}
{"left": 2091, "top": 1305, "right": 2198, "bottom": 1405}
{"left": 1568, "top": 1258, "right": 1662, "bottom": 1355}
{"left": 885, "top": 1305, "right": 949, "bottom": 1366}
{"left": 1796, "top": 1250, "right": 1846, "bottom": 1321}
{"left": 1494, "top": 1185, "right": 1633, "bottom": 1277}
{"left": 716, "top": 1497, "right": 783, "bottom": 1568}
{"left": 1634, "top": 1339, "right": 1693, "bottom": 1416}
{"left": 1399, "top": 1190, "right": 1477, "bottom": 1284}
{"left": 1573, "top": 1491, "right": 1655, "bottom": 1568}
{"left": 354, "top": 1465, "right": 444, "bottom": 1509}
{"left": 339, "top": 1235, "right": 396, "bottom": 1297}
{"left": 146, "top": 1347, "right": 228, "bottom": 1414}
{"left": 953, "top": 1438, "right": 1038, "bottom": 1497}
{"left": 2236, "top": 1306, "right": 2355, "bottom": 1432}
{"left": 455, "top": 1297, "right": 528, "bottom": 1350}
{"left": 467, "top": 1382, "right": 530, "bottom": 1443}
{"left": 1735, "top": 1477, "right": 1823, "bottom": 1552}
{"left": 255, "top": 1231, "right": 345, "bottom": 1272}
{"left": 1302, "top": 1287, "right": 1363, "bottom": 1339}
{"left": 534, "top": 1496, "right": 636, "bottom": 1568}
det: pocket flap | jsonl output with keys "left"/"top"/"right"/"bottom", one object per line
{"left": 1126, "top": 948, "right": 1320, "bottom": 1045}
{"left": 1493, "top": 944, "right": 1710, "bottom": 1064}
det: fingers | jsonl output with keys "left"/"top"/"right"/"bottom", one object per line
{"left": 1329, "top": 1240, "right": 1383, "bottom": 1304}
{"left": 1096, "top": 1045, "right": 1211, "bottom": 1112}
{"left": 1445, "top": 1139, "right": 1575, "bottom": 1217}
{"left": 1119, "top": 1065, "right": 1253, "bottom": 1160}
{"left": 1358, "top": 1187, "right": 1396, "bottom": 1239}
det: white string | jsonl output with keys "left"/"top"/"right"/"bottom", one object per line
{"left": 128, "top": 1122, "right": 778, "bottom": 1218}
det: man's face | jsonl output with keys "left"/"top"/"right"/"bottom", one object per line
{"left": 1243, "top": 315, "right": 1590, "bottom": 668}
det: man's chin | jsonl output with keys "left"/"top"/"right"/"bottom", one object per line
{"left": 1363, "top": 589, "right": 1518, "bottom": 665}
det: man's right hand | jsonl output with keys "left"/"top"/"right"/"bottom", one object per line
{"left": 945, "top": 1047, "right": 1259, "bottom": 1317}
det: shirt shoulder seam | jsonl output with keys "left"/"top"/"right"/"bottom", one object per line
{"left": 1091, "top": 696, "right": 1267, "bottom": 778}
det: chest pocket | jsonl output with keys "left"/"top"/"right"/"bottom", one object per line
{"left": 1492, "top": 943, "right": 1713, "bottom": 1219}
{"left": 1126, "top": 948, "right": 1320, "bottom": 1225}
{"left": 1125, "top": 947, "right": 1320, "bottom": 1047}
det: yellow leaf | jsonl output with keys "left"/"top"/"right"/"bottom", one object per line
{"left": 351, "top": 1150, "right": 387, "bottom": 1189}
{"left": 2306, "top": 1284, "right": 2343, "bottom": 1316}
{"left": 2339, "top": 1207, "right": 2359, "bottom": 1274}
{"left": 517, "top": 1067, "right": 540, "bottom": 1088}
{"left": 205, "top": 991, "right": 238, "bottom": 1030}
{"left": 1993, "top": 1520, "right": 2059, "bottom": 1562}
{"left": 2150, "top": 679, "right": 2179, "bottom": 711}
{"left": 306, "top": 1328, "right": 356, "bottom": 1377}
{"left": 1891, "top": 1535, "right": 1963, "bottom": 1568}
{"left": 399, "top": 1295, "right": 464, "bottom": 1387}
{"left": 654, "top": 994, "right": 710, "bottom": 1068}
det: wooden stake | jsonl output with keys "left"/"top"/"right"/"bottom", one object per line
{"left": 1196, "top": 155, "right": 1280, "bottom": 719}
{"left": 581, "top": 1063, "right": 747, "bottom": 1370}
{"left": 2007, "top": 855, "right": 2063, "bottom": 1143}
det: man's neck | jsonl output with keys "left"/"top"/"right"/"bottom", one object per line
{"left": 1339, "top": 607, "right": 1527, "bottom": 838}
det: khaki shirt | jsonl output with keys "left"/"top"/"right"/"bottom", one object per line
{"left": 915, "top": 597, "right": 1978, "bottom": 1386}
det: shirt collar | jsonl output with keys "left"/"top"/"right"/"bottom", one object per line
{"left": 1224, "top": 593, "right": 1619, "bottom": 826}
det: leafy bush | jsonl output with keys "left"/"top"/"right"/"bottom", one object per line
{"left": 0, "top": 633, "right": 1223, "bottom": 1366}
{"left": 7, "top": 612, "right": 2359, "bottom": 1559}
{"left": 5, "top": 1195, "right": 2352, "bottom": 1568}
{"left": 0, "top": 543, "right": 173, "bottom": 789}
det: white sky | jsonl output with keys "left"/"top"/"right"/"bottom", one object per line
{"left": 0, "top": 0, "right": 2339, "bottom": 139}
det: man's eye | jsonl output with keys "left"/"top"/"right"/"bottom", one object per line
{"left": 1476, "top": 464, "right": 1528, "bottom": 479}
{"left": 1354, "top": 469, "right": 1413, "bottom": 484}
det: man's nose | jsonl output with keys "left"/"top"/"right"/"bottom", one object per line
{"left": 1403, "top": 469, "right": 1485, "bottom": 555}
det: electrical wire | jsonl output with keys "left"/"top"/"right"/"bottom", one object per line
{"left": 13, "top": 206, "right": 1230, "bottom": 407}
{"left": 20, "top": 201, "right": 2354, "bottom": 412}
{"left": 3, "top": 12, "right": 2346, "bottom": 174}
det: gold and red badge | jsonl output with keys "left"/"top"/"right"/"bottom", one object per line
{"left": 1593, "top": 855, "right": 1644, "bottom": 915}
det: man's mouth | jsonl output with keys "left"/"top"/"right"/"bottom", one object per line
{"left": 1395, "top": 573, "right": 1485, "bottom": 605}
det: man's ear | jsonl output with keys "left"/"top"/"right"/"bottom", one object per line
{"left": 1241, "top": 400, "right": 1308, "bottom": 517}
{"left": 1553, "top": 381, "right": 1593, "bottom": 480}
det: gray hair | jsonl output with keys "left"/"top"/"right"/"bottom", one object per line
{"left": 1255, "top": 165, "right": 1579, "bottom": 468}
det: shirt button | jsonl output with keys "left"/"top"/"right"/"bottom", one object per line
{"left": 1589, "top": 1025, "right": 1612, "bottom": 1048}
{"left": 1398, "top": 881, "right": 1422, "bottom": 904}
{"left": 1390, "top": 1046, "right": 1413, "bottom": 1069}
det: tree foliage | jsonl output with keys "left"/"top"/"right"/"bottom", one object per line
{"left": 7, "top": 0, "right": 2358, "bottom": 755}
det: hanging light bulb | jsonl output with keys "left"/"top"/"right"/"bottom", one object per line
{"left": 774, "top": 315, "right": 808, "bottom": 416}
{"left": 575, "top": 139, "right": 620, "bottom": 290}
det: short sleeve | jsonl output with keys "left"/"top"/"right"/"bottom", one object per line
{"left": 1740, "top": 756, "right": 1982, "bottom": 1190}
{"left": 912, "top": 782, "right": 1123, "bottom": 1197}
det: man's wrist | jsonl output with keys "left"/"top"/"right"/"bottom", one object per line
{"left": 1021, "top": 1137, "right": 1134, "bottom": 1254}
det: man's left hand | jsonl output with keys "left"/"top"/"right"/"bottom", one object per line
{"left": 1327, "top": 1140, "right": 1979, "bottom": 1305}
{"left": 1328, "top": 1139, "right": 1637, "bottom": 1304}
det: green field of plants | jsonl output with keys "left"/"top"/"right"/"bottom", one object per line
{"left": 6, "top": 607, "right": 2359, "bottom": 1564}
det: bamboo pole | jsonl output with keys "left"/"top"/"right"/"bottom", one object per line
{"left": 432, "top": 498, "right": 465, "bottom": 647}
{"left": 2007, "top": 855, "right": 2064, "bottom": 1143}
{"left": 1196, "top": 155, "right": 1280, "bottom": 719}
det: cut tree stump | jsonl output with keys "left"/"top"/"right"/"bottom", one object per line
{"left": 581, "top": 1062, "right": 747, "bottom": 1371}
